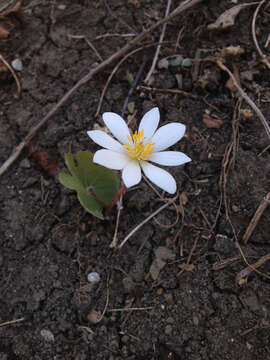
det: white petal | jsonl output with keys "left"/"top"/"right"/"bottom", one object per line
{"left": 149, "top": 151, "right": 191, "bottom": 166}
{"left": 140, "top": 161, "right": 177, "bottom": 194}
{"left": 87, "top": 130, "right": 124, "bottom": 152}
{"left": 122, "top": 160, "right": 141, "bottom": 188}
{"left": 138, "top": 107, "right": 160, "bottom": 141}
{"left": 151, "top": 123, "right": 186, "bottom": 152}
{"left": 93, "top": 149, "right": 130, "bottom": 170}
{"left": 103, "top": 112, "right": 130, "bottom": 145}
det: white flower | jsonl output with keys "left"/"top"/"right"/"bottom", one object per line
{"left": 87, "top": 107, "right": 191, "bottom": 194}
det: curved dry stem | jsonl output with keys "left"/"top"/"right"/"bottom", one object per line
{"left": 216, "top": 60, "right": 270, "bottom": 140}
{"left": 252, "top": 0, "right": 270, "bottom": 70}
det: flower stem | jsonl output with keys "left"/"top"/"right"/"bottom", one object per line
{"left": 105, "top": 183, "right": 126, "bottom": 217}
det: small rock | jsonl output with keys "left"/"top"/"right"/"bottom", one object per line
{"left": 193, "top": 315, "right": 199, "bottom": 326}
{"left": 56, "top": 196, "right": 70, "bottom": 215}
{"left": 57, "top": 4, "right": 66, "bottom": 10}
{"left": 150, "top": 247, "right": 176, "bottom": 280}
{"left": 121, "top": 335, "right": 129, "bottom": 344}
{"left": 155, "top": 246, "right": 175, "bottom": 261}
{"left": 19, "top": 158, "right": 31, "bottom": 169}
{"left": 87, "top": 309, "right": 101, "bottom": 324}
{"left": 166, "top": 317, "right": 174, "bottom": 324}
{"left": 122, "top": 276, "right": 135, "bottom": 293}
{"left": 11, "top": 59, "right": 23, "bottom": 71}
{"left": 165, "top": 325, "right": 173, "bottom": 335}
{"left": 127, "top": 102, "right": 135, "bottom": 114}
{"left": 87, "top": 272, "right": 100, "bottom": 284}
{"left": 40, "top": 329, "right": 55, "bottom": 343}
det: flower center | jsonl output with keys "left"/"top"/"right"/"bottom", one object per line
{"left": 123, "top": 129, "right": 155, "bottom": 161}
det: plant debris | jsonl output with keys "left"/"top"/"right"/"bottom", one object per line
{"left": 207, "top": 3, "right": 258, "bottom": 31}
{"left": 26, "top": 143, "right": 58, "bottom": 177}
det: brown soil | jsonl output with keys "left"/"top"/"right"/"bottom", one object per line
{"left": 1, "top": 1, "right": 270, "bottom": 359}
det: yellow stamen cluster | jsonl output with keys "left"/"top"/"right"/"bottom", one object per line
{"left": 123, "top": 129, "right": 155, "bottom": 161}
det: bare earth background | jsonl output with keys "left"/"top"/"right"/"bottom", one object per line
{"left": 0, "top": 0, "right": 270, "bottom": 359}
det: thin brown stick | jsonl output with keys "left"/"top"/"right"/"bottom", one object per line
{"left": 242, "top": 192, "right": 270, "bottom": 243}
{"left": 137, "top": 85, "right": 199, "bottom": 99}
{"left": 105, "top": 183, "right": 126, "bottom": 218}
{"left": 96, "top": 275, "right": 110, "bottom": 323}
{"left": 107, "top": 306, "right": 153, "bottom": 312}
{"left": 235, "top": 252, "right": 270, "bottom": 284}
{"left": 212, "top": 256, "right": 241, "bottom": 271}
{"left": 0, "top": 54, "right": 21, "bottom": 96}
{"left": 251, "top": 0, "right": 270, "bottom": 70}
{"left": 119, "top": 195, "right": 177, "bottom": 249}
{"left": 216, "top": 60, "right": 270, "bottom": 140}
{"left": 178, "top": 236, "right": 198, "bottom": 277}
{"left": 0, "top": 0, "right": 203, "bottom": 177}
{"left": 0, "top": 317, "right": 25, "bottom": 327}
{"left": 95, "top": 41, "right": 171, "bottom": 117}
{"left": 109, "top": 195, "right": 123, "bottom": 248}
{"left": 235, "top": 240, "right": 270, "bottom": 281}
{"left": 144, "top": 0, "right": 172, "bottom": 84}
{"left": 67, "top": 34, "right": 103, "bottom": 61}
{"left": 94, "top": 33, "right": 136, "bottom": 40}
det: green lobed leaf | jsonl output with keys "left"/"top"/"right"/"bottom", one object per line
{"left": 59, "top": 151, "right": 119, "bottom": 219}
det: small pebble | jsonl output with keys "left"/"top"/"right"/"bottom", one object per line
{"left": 182, "top": 58, "right": 192, "bottom": 68}
{"left": 87, "top": 272, "right": 100, "bottom": 283}
{"left": 20, "top": 158, "right": 31, "bottom": 169}
{"left": 11, "top": 59, "right": 23, "bottom": 71}
{"left": 165, "top": 325, "right": 173, "bottom": 335}
{"left": 57, "top": 4, "right": 66, "bottom": 10}
{"left": 40, "top": 329, "right": 55, "bottom": 343}
{"left": 121, "top": 335, "right": 129, "bottom": 344}
{"left": 87, "top": 309, "right": 101, "bottom": 324}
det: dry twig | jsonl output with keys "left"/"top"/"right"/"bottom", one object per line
{"left": 107, "top": 306, "right": 153, "bottom": 312}
{"left": 0, "top": 317, "right": 24, "bottom": 327}
{"left": 235, "top": 252, "right": 270, "bottom": 284}
{"left": 212, "top": 256, "right": 241, "bottom": 271}
{"left": 144, "top": 0, "right": 172, "bottom": 84}
{"left": 137, "top": 85, "right": 199, "bottom": 99}
{"left": 0, "top": 54, "right": 21, "bottom": 96}
{"left": 67, "top": 34, "right": 103, "bottom": 62}
{"left": 251, "top": 0, "right": 270, "bottom": 70}
{"left": 95, "top": 41, "right": 171, "bottom": 117}
{"left": 235, "top": 241, "right": 270, "bottom": 282}
{"left": 242, "top": 192, "right": 270, "bottom": 243}
{"left": 119, "top": 195, "right": 177, "bottom": 249}
{"left": 0, "top": 0, "right": 204, "bottom": 177}
{"left": 109, "top": 196, "right": 123, "bottom": 249}
{"left": 216, "top": 60, "right": 270, "bottom": 140}
{"left": 178, "top": 236, "right": 198, "bottom": 277}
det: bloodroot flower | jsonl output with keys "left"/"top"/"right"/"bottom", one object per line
{"left": 87, "top": 108, "right": 191, "bottom": 194}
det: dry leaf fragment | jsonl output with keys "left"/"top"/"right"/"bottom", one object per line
{"left": 26, "top": 143, "right": 58, "bottom": 176}
{"left": 207, "top": 3, "right": 258, "bottom": 31}
{"left": 226, "top": 63, "right": 241, "bottom": 93}
{"left": 203, "top": 114, "right": 224, "bottom": 129}
{"left": 158, "top": 57, "right": 169, "bottom": 69}
{"left": 240, "top": 109, "right": 253, "bottom": 118}
{"left": 0, "top": 1, "right": 24, "bottom": 24}
{"left": 221, "top": 45, "right": 245, "bottom": 57}
{"left": 0, "top": 53, "right": 9, "bottom": 72}
{"left": 0, "top": 25, "right": 9, "bottom": 39}
{"left": 178, "top": 263, "right": 195, "bottom": 272}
